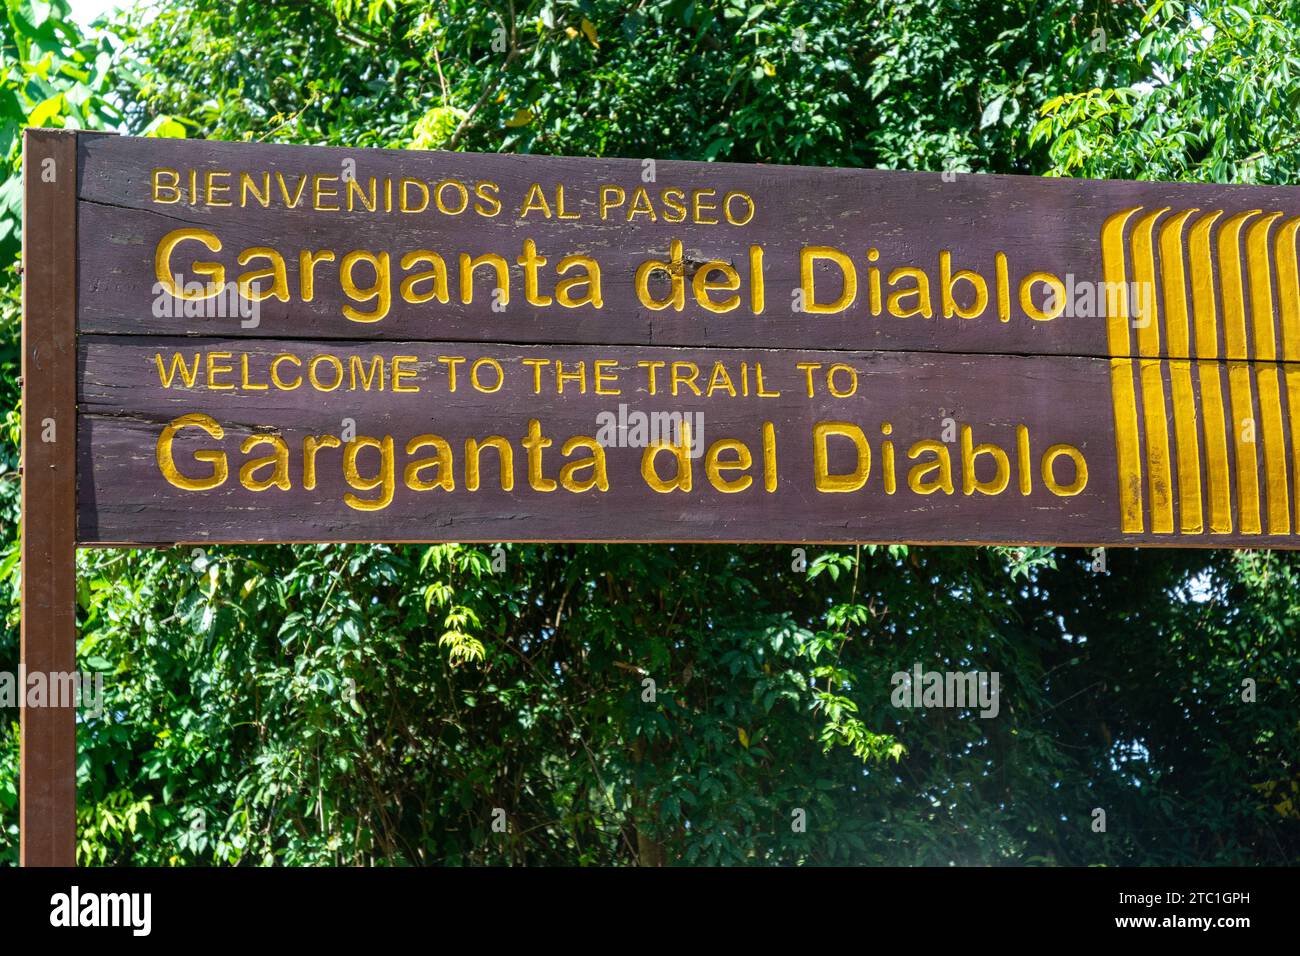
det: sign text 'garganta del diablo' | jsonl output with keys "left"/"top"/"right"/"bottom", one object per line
{"left": 68, "top": 136, "right": 1300, "bottom": 546}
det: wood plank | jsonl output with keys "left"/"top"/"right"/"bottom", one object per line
{"left": 74, "top": 136, "right": 1300, "bottom": 359}
{"left": 21, "top": 128, "right": 80, "bottom": 867}
{"left": 76, "top": 335, "right": 1300, "bottom": 547}
{"left": 66, "top": 134, "right": 1300, "bottom": 548}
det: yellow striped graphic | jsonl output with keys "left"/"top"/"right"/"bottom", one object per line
{"left": 1218, "top": 211, "right": 1261, "bottom": 360}
{"left": 1228, "top": 362, "right": 1261, "bottom": 534}
{"left": 1247, "top": 213, "right": 1283, "bottom": 360}
{"left": 1278, "top": 221, "right": 1300, "bottom": 527}
{"left": 1160, "top": 210, "right": 1198, "bottom": 359}
{"left": 1140, "top": 360, "right": 1175, "bottom": 533}
{"left": 1218, "top": 213, "right": 1263, "bottom": 533}
{"left": 1257, "top": 364, "right": 1291, "bottom": 533}
{"left": 1247, "top": 214, "right": 1290, "bottom": 533}
{"left": 1169, "top": 360, "right": 1204, "bottom": 533}
{"left": 1189, "top": 209, "right": 1236, "bottom": 532}
{"left": 1188, "top": 211, "right": 1224, "bottom": 359}
{"left": 1160, "top": 211, "right": 1205, "bottom": 532}
{"left": 1199, "top": 360, "right": 1234, "bottom": 534}
{"left": 1131, "top": 209, "right": 1174, "bottom": 532}
{"left": 1101, "top": 207, "right": 1144, "bottom": 533}
{"left": 1132, "top": 208, "right": 1168, "bottom": 356}
{"left": 1288, "top": 368, "right": 1300, "bottom": 526}
{"left": 1276, "top": 217, "right": 1300, "bottom": 362}
{"left": 1159, "top": 208, "right": 1206, "bottom": 530}
{"left": 1104, "top": 204, "right": 1300, "bottom": 538}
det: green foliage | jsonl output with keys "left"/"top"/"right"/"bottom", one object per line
{"left": 1034, "top": 0, "right": 1300, "bottom": 183}
{"left": 0, "top": 0, "right": 126, "bottom": 258}
{"left": 0, "top": 0, "right": 1295, "bottom": 865}
{"left": 128, "top": 0, "right": 1136, "bottom": 171}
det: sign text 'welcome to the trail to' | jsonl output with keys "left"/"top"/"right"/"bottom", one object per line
{"left": 60, "top": 135, "right": 1300, "bottom": 546}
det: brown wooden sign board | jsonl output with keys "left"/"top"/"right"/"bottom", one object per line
{"left": 20, "top": 128, "right": 1300, "bottom": 863}
{"left": 69, "top": 134, "right": 1300, "bottom": 548}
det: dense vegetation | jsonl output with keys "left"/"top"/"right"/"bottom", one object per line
{"left": 0, "top": 0, "right": 1297, "bottom": 865}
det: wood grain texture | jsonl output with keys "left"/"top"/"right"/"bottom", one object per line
{"left": 76, "top": 336, "right": 1300, "bottom": 547}
{"left": 74, "top": 136, "right": 1300, "bottom": 360}
{"left": 69, "top": 135, "right": 1300, "bottom": 547}
{"left": 21, "top": 128, "right": 80, "bottom": 866}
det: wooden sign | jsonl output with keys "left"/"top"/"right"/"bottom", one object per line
{"left": 20, "top": 128, "right": 1300, "bottom": 866}
{"left": 62, "top": 134, "right": 1300, "bottom": 547}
